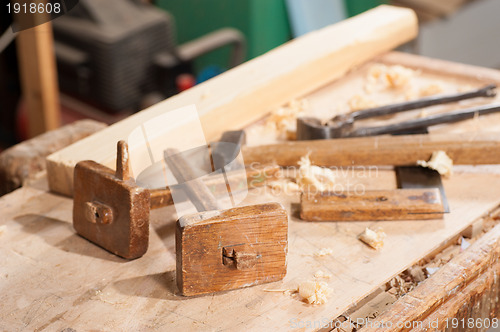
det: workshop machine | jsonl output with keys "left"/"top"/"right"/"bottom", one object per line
{"left": 52, "top": 0, "right": 246, "bottom": 111}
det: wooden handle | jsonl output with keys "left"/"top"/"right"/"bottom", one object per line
{"left": 164, "top": 148, "right": 220, "bottom": 212}
{"left": 300, "top": 188, "right": 444, "bottom": 221}
{"left": 242, "top": 133, "right": 500, "bottom": 167}
{"left": 149, "top": 164, "right": 281, "bottom": 209}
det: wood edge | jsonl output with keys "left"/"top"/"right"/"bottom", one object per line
{"left": 379, "top": 51, "right": 500, "bottom": 84}
{"left": 359, "top": 218, "right": 500, "bottom": 331}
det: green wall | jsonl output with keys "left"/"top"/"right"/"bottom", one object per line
{"left": 155, "top": 0, "right": 291, "bottom": 74}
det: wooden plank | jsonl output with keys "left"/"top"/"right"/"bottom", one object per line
{"left": 15, "top": 21, "right": 61, "bottom": 138}
{"left": 46, "top": 5, "right": 418, "bottom": 197}
{"left": 242, "top": 132, "right": 500, "bottom": 167}
{"left": 300, "top": 188, "right": 444, "bottom": 222}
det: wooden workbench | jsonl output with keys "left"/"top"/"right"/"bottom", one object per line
{"left": 2, "top": 51, "right": 500, "bottom": 331}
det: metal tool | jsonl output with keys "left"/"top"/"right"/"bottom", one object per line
{"left": 165, "top": 148, "right": 288, "bottom": 296}
{"left": 297, "top": 84, "right": 497, "bottom": 140}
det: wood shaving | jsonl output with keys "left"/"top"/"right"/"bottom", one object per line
{"left": 388, "top": 275, "right": 415, "bottom": 297}
{"left": 348, "top": 94, "right": 378, "bottom": 111}
{"left": 417, "top": 150, "right": 453, "bottom": 177}
{"left": 296, "top": 155, "right": 336, "bottom": 192}
{"left": 0, "top": 225, "right": 6, "bottom": 236}
{"left": 359, "top": 228, "right": 386, "bottom": 250}
{"left": 384, "top": 65, "right": 415, "bottom": 89}
{"left": 419, "top": 83, "right": 444, "bottom": 97}
{"left": 314, "top": 270, "right": 332, "bottom": 279}
{"left": 407, "top": 266, "right": 426, "bottom": 283}
{"left": 314, "top": 247, "right": 333, "bottom": 257}
{"left": 265, "top": 99, "right": 308, "bottom": 140}
{"left": 298, "top": 280, "right": 332, "bottom": 305}
{"left": 367, "top": 64, "right": 415, "bottom": 90}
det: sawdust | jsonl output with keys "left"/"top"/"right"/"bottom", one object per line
{"left": 296, "top": 155, "right": 336, "bottom": 192}
{"left": 314, "top": 248, "right": 334, "bottom": 257}
{"left": 366, "top": 64, "right": 416, "bottom": 90}
{"left": 417, "top": 150, "right": 453, "bottom": 177}
{"left": 348, "top": 94, "right": 378, "bottom": 111}
{"left": 298, "top": 280, "right": 332, "bottom": 305}
{"left": 359, "top": 228, "right": 386, "bottom": 250}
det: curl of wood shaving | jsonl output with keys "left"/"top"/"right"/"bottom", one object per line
{"left": 384, "top": 65, "right": 415, "bottom": 89}
{"left": 359, "top": 228, "right": 386, "bottom": 250}
{"left": 314, "top": 270, "right": 332, "bottom": 279}
{"left": 419, "top": 83, "right": 444, "bottom": 97}
{"left": 389, "top": 275, "right": 415, "bottom": 297}
{"left": 417, "top": 150, "right": 453, "bottom": 177}
{"left": 348, "top": 94, "right": 378, "bottom": 111}
{"left": 298, "top": 280, "right": 332, "bottom": 305}
{"left": 314, "top": 247, "right": 333, "bottom": 257}
{"left": 296, "top": 155, "right": 336, "bottom": 192}
{"left": 367, "top": 64, "right": 415, "bottom": 90}
{"left": 265, "top": 99, "right": 308, "bottom": 139}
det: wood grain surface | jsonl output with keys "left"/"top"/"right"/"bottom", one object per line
{"left": 176, "top": 203, "right": 288, "bottom": 296}
{"left": 300, "top": 188, "right": 444, "bottom": 221}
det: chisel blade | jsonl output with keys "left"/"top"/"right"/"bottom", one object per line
{"left": 396, "top": 166, "right": 450, "bottom": 213}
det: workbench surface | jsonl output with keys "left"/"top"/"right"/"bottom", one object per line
{"left": 3, "top": 52, "right": 500, "bottom": 331}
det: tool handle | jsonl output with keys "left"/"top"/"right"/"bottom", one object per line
{"left": 352, "top": 103, "right": 500, "bottom": 137}
{"left": 350, "top": 84, "right": 496, "bottom": 121}
{"left": 164, "top": 148, "right": 220, "bottom": 212}
{"left": 300, "top": 189, "right": 444, "bottom": 221}
{"left": 149, "top": 164, "right": 280, "bottom": 209}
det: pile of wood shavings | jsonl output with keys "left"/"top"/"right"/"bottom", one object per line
{"left": 264, "top": 99, "right": 309, "bottom": 140}
{"left": 314, "top": 247, "right": 333, "bottom": 257}
{"left": 296, "top": 155, "right": 336, "bottom": 192}
{"left": 298, "top": 280, "right": 333, "bottom": 305}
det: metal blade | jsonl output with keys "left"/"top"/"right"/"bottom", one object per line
{"left": 396, "top": 166, "right": 450, "bottom": 213}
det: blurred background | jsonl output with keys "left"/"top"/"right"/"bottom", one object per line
{"left": 0, "top": 0, "right": 496, "bottom": 151}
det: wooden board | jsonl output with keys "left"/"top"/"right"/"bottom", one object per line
{"left": 45, "top": 5, "right": 418, "bottom": 197}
